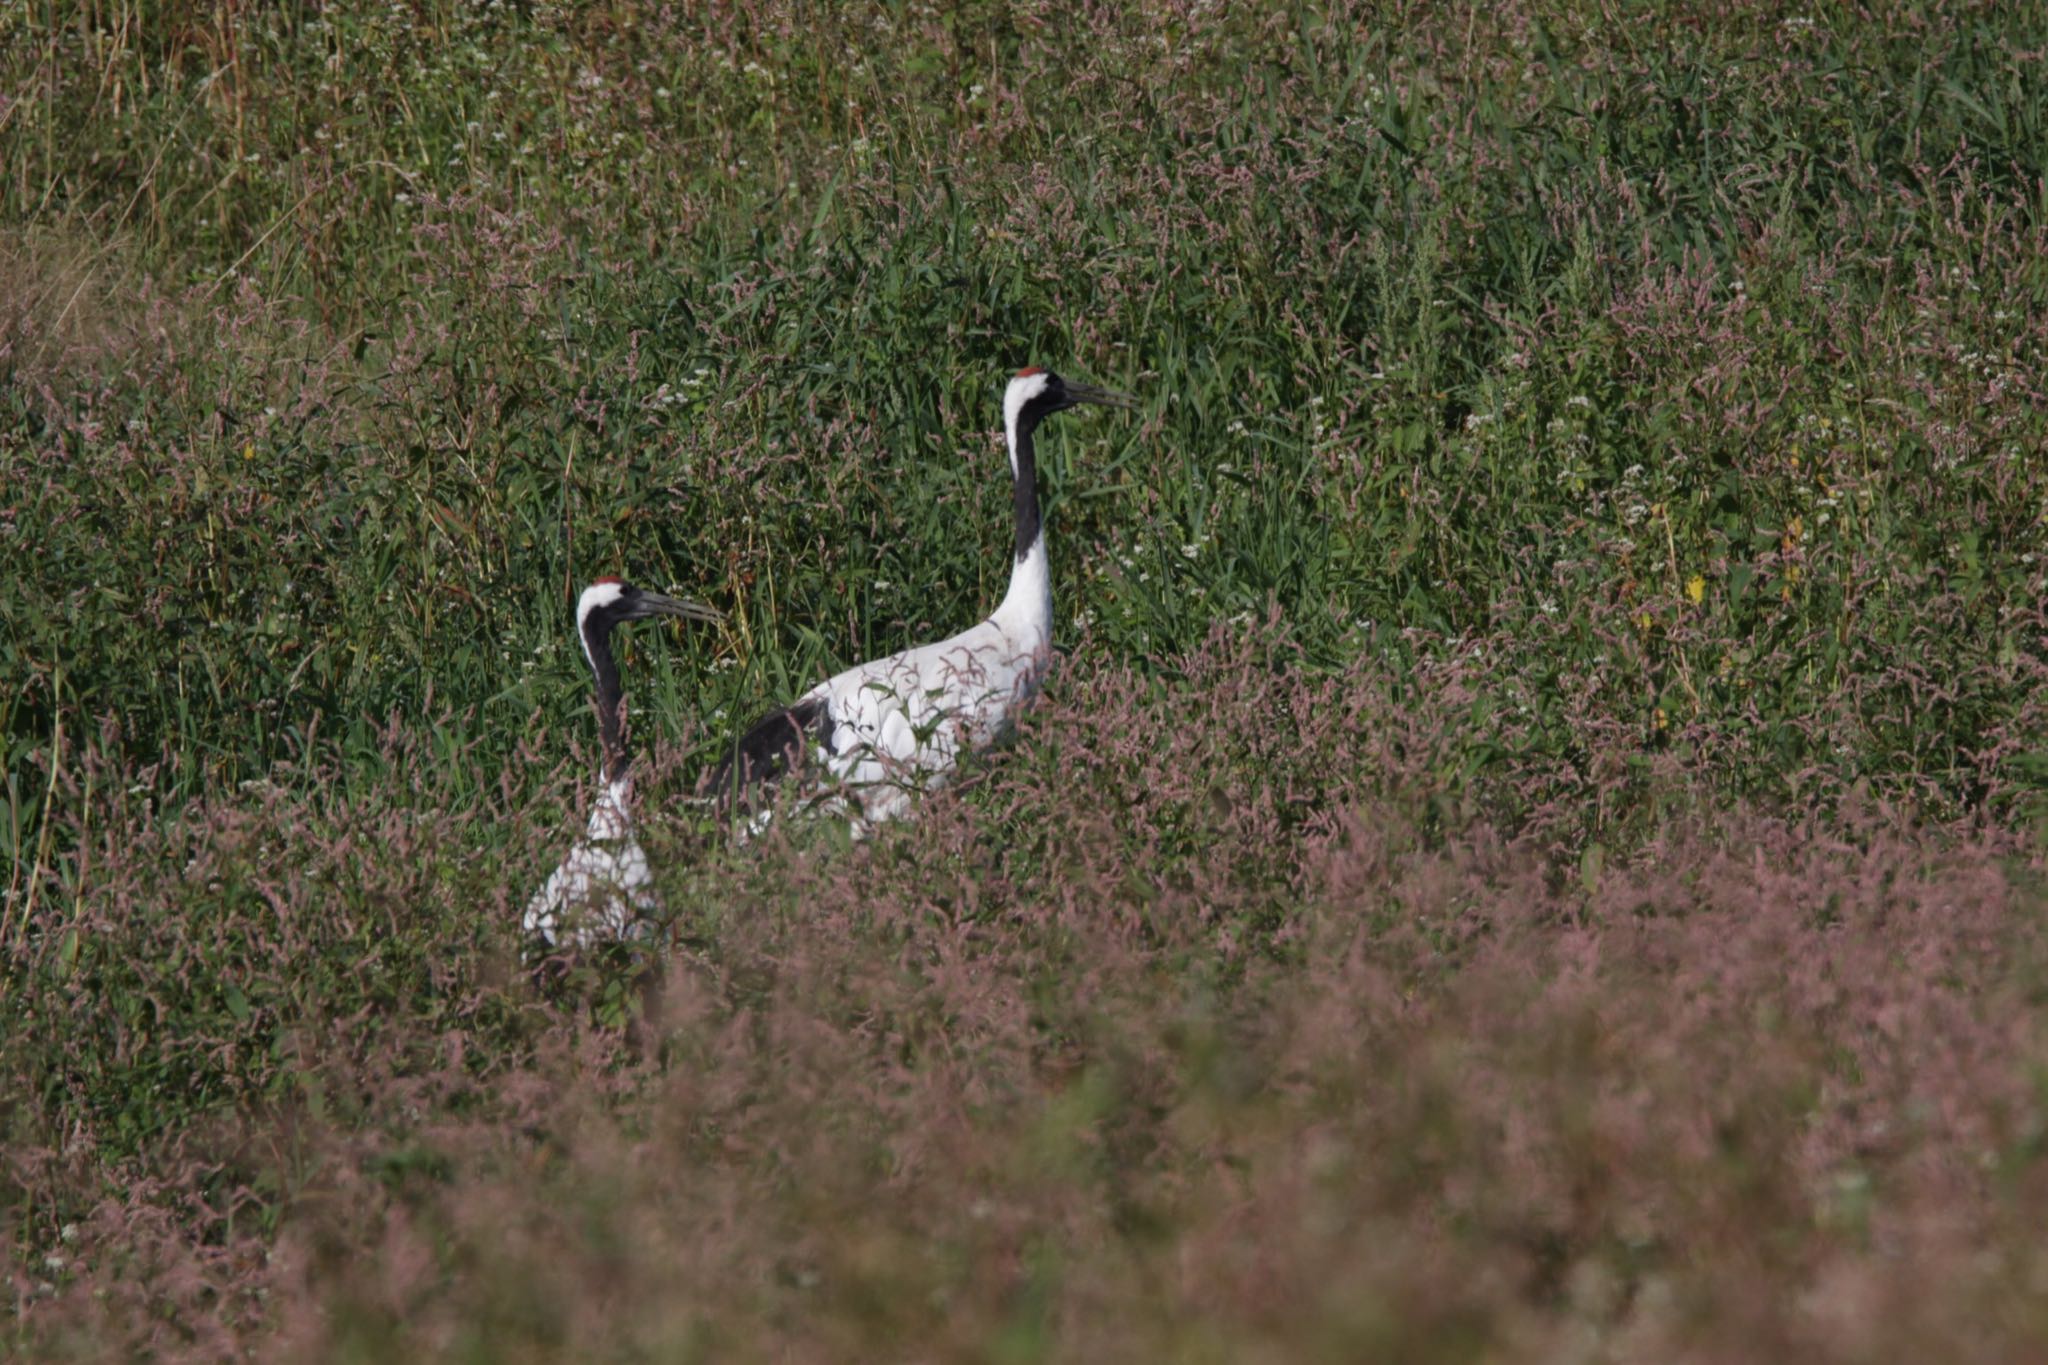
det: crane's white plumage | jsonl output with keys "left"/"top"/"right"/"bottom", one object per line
{"left": 526, "top": 579, "right": 719, "bottom": 950}
{"left": 710, "top": 367, "right": 1133, "bottom": 829}
{"left": 523, "top": 771, "right": 654, "bottom": 945}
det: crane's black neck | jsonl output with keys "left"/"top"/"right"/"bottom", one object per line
{"left": 1013, "top": 410, "right": 1043, "bottom": 563}
{"left": 581, "top": 617, "right": 629, "bottom": 785}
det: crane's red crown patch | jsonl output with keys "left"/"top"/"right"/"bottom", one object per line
{"left": 592, "top": 576, "right": 625, "bottom": 586}
{"left": 1014, "top": 365, "right": 1046, "bottom": 378}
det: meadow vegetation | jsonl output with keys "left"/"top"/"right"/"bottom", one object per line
{"left": 4, "top": 0, "right": 2047, "bottom": 1357}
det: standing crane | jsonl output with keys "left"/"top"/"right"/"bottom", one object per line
{"left": 525, "top": 578, "right": 721, "bottom": 950}
{"left": 708, "top": 366, "right": 1134, "bottom": 829}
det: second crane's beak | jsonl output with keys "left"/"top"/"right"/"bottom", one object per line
{"left": 1064, "top": 381, "right": 1138, "bottom": 411}
{"left": 633, "top": 591, "right": 723, "bottom": 624}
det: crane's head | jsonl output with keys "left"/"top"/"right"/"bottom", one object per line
{"left": 577, "top": 578, "right": 722, "bottom": 642}
{"left": 1003, "top": 366, "right": 1136, "bottom": 444}
{"left": 573, "top": 579, "right": 720, "bottom": 785}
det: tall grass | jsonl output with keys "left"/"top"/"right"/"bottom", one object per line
{"left": 3, "top": 0, "right": 2047, "bottom": 1356}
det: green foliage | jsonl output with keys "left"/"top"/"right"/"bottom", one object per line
{"left": 4, "top": 0, "right": 2042, "bottom": 847}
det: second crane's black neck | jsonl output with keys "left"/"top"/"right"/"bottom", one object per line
{"left": 1013, "top": 409, "right": 1044, "bottom": 563}
{"left": 581, "top": 616, "right": 629, "bottom": 785}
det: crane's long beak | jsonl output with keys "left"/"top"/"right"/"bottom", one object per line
{"left": 634, "top": 591, "right": 723, "bottom": 624}
{"left": 1065, "top": 381, "right": 1138, "bottom": 410}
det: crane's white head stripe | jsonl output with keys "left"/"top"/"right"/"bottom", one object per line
{"left": 577, "top": 579, "right": 629, "bottom": 629}
{"left": 1002, "top": 369, "right": 1054, "bottom": 456}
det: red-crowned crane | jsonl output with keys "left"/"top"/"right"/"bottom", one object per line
{"left": 525, "top": 578, "right": 721, "bottom": 949}
{"left": 707, "top": 366, "right": 1134, "bottom": 831}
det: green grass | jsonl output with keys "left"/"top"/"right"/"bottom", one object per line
{"left": 3, "top": 0, "right": 2048, "bottom": 1356}
{"left": 6, "top": 1, "right": 2044, "bottom": 830}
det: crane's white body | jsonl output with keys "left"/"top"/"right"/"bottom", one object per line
{"left": 789, "top": 536, "right": 1053, "bottom": 827}
{"left": 523, "top": 774, "right": 656, "bottom": 945}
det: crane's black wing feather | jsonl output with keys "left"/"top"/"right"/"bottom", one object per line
{"left": 705, "top": 695, "right": 835, "bottom": 812}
